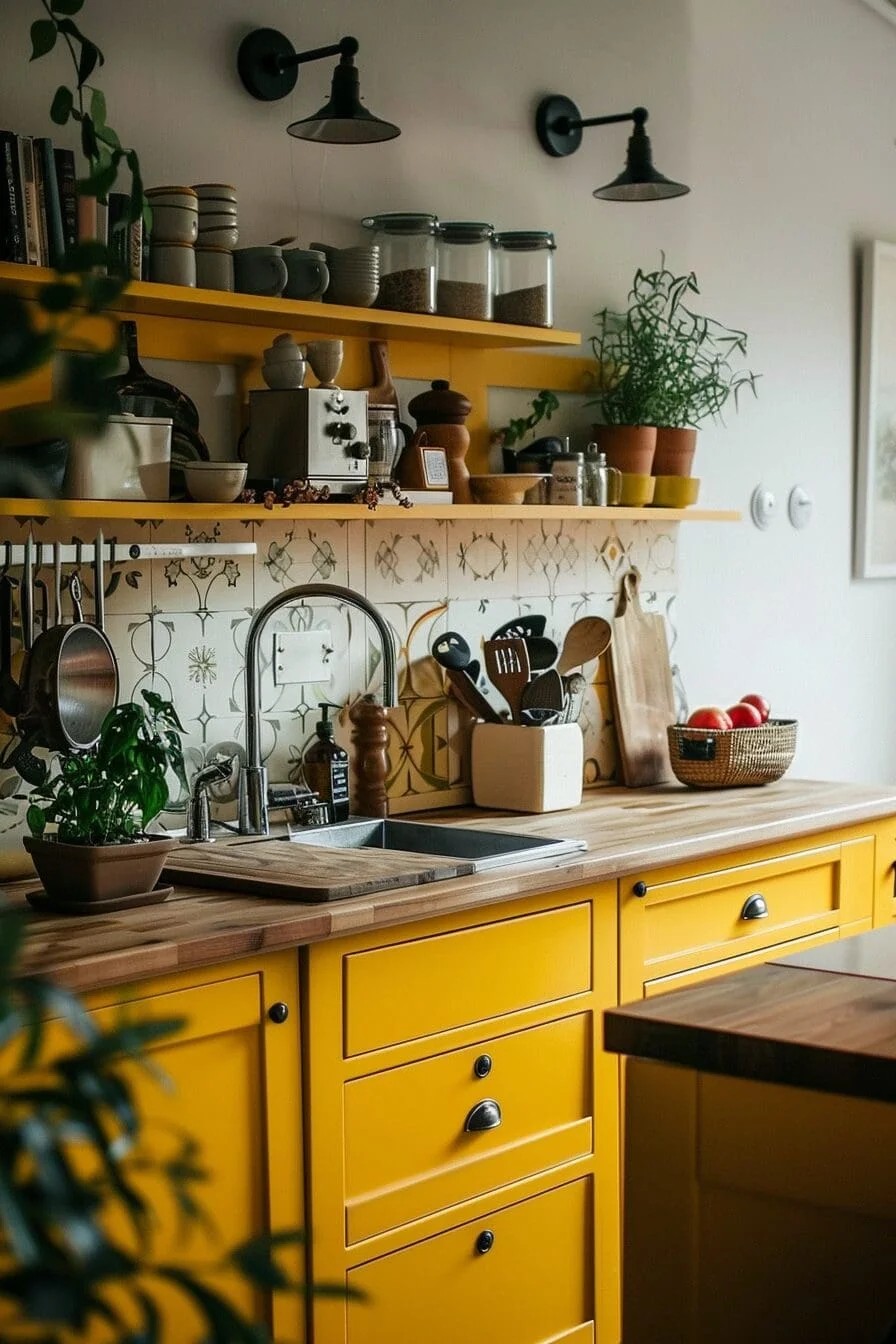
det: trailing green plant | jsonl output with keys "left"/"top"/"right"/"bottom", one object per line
{"left": 25, "top": 690, "right": 188, "bottom": 844}
{"left": 0, "top": 901, "right": 354, "bottom": 1343}
{"left": 587, "top": 260, "right": 759, "bottom": 429}
{"left": 491, "top": 388, "right": 560, "bottom": 449}
{"left": 0, "top": 0, "right": 150, "bottom": 445}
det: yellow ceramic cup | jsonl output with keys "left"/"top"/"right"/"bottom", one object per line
{"left": 651, "top": 476, "right": 701, "bottom": 508}
{"left": 618, "top": 473, "right": 656, "bottom": 506}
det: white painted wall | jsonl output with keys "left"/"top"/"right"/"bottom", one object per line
{"left": 3, "top": 0, "right": 896, "bottom": 782}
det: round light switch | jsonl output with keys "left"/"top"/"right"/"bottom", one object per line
{"left": 787, "top": 485, "right": 813, "bottom": 529}
{"left": 750, "top": 485, "right": 777, "bottom": 530}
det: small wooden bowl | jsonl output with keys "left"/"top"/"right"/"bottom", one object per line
{"left": 469, "top": 474, "right": 548, "bottom": 505}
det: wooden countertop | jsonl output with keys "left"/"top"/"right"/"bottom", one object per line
{"left": 7, "top": 777, "right": 896, "bottom": 993}
{"left": 604, "top": 924, "right": 896, "bottom": 1103}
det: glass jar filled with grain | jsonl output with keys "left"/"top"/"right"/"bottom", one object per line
{"left": 436, "top": 221, "right": 494, "bottom": 321}
{"left": 492, "top": 230, "right": 555, "bottom": 327}
{"left": 361, "top": 212, "right": 438, "bottom": 314}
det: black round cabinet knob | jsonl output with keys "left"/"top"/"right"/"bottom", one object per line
{"left": 268, "top": 1002, "right": 289, "bottom": 1024}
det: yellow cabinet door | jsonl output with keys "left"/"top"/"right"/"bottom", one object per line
{"left": 68, "top": 952, "right": 304, "bottom": 1344}
{"left": 346, "top": 1177, "right": 593, "bottom": 1344}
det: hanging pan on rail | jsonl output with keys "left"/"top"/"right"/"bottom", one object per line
{"left": 16, "top": 543, "right": 118, "bottom": 754}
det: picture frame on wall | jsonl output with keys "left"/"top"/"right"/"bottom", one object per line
{"left": 855, "top": 239, "right": 896, "bottom": 579}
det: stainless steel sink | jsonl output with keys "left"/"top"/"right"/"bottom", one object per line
{"left": 283, "top": 817, "right": 587, "bottom": 872}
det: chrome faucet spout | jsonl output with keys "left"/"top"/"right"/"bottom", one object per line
{"left": 238, "top": 583, "right": 398, "bottom": 835}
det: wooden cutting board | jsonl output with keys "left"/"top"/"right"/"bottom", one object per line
{"left": 608, "top": 567, "right": 676, "bottom": 787}
{"left": 164, "top": 837, "right": 475, "bottom": 903}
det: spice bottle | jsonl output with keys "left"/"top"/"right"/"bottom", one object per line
{"left": 549, "top": 450, "right": 584, "bottom": 505}
{"left": 492, "top": 230, "right": 555, "bottom": 327}
{"left": 361, "top": 212, "right": 438, "bottom": 313}
{"left": 302, "top": 702, "right": 350, "bottom": 823}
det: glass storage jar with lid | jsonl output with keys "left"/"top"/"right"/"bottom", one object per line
{"left": 492, "top": 230, "right": 556, "bottom": 328}
{"left": 436, "top": 221, "right": 494, "bottom": 320}
{"left": 361, "top": 212, "right": 439, "bottom": 314}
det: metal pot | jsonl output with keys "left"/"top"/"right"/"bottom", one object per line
{"left": 17, "top": 571, "right": 118, "bottom": 752}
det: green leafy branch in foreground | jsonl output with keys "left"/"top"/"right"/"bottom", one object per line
{"left": 0, "top": 0, "right": 151, "bottom": 442}
{"left": 0, "top": 903, "right": 355, "bottom": 1343}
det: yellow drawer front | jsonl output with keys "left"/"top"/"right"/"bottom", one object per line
{"left": 343, "top": 902, "right": 592, "bottom": 1056}
{"left": 644, "top": 927, "right": 842, "bottom": 995}
{"left": 642, "top": 839, "right": 872, "bottom": 971}
{"left": 344, "top": 1012, "right": 592, "bottom": 1243}
{"left": 346, "top": 1177, "right": 593, "bottom": 1344}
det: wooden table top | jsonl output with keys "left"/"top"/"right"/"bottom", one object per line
{"left": 6, "top": 777, "right": 896, "bottom": 994}
{"left": 604, "top": 924, "right": 896, "bottom": 1103}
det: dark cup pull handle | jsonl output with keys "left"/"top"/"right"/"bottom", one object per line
{"left": 741, "top": 893, "right": 768, "bottom": 921}
{"left": 464, "top": 1099, "right": 502, "bottom": 1133}
{"left": 680, "top": 735, "right": 717, "bottom": 761}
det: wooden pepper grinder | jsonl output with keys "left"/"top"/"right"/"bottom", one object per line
{"left": 403, "top": 379, "right": 473, "bottom": 503}
{"left": 349, "top": 694, "right": 389, "bottom": 817}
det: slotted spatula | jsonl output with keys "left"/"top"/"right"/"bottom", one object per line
{"left": 483, "top": 636, "right": 530, "bottom": 723}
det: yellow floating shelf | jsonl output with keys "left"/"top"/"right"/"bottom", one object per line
{"left": 0, "top": 498, "right": 741, "bottom": 524}
{"left": 0, "top": 262, "right": 581, "bottom": 351}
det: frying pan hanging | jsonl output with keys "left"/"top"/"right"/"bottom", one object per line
{"left": 16, "top": 571, "right": 118, "bottom": 752}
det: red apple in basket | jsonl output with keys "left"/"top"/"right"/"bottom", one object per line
{"left": 686, "top": 706, "right": 733, "bottom": 731}
{"left": 739, "top": 692, "right": 771, "bottom": 723}
{"left": 727, "top": 701, "right": 764, "bottom": 729}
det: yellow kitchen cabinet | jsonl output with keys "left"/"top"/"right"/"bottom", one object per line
{"left": 74, "top": 950, "right": 305, "bottom": 1344}
{"left": 301, "top": 882, "right": 619, "bottom": 1344}
{"left": 618, "top": 821, "right": 887, "bottom": 1002}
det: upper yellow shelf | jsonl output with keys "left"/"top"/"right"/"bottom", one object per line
{"left": 0, "top": 498, "right": 741, "bottom": 524}
{"left": 0, "top": 262, "right": 582, "bottom": 351}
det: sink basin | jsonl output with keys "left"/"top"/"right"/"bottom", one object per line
{"left": 283, "top": 818, "right": 587, "bottom": 872}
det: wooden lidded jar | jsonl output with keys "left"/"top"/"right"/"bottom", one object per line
{"left": 406, "top": 379, "right": 473, "bottom": 503}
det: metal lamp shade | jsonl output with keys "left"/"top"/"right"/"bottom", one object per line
{"left": 593, "top": 123, "right": 689, "bottom": 200}
{"left": 287, "top": 61, "right": 400, "bottom": 144}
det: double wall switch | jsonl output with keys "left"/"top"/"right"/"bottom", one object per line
{"left": 272, "top": 628, "right": 334, "bottom": 685}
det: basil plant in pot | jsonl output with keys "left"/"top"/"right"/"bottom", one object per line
{"left": 22, "top": 690, "right": 186, "bottom": 906}
{"left": 588, "top": 261, "right": 759, "bottom": 480}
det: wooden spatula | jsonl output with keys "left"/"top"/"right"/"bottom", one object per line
{"left": 483, "top": 637, "right": 530, "bottom": 723}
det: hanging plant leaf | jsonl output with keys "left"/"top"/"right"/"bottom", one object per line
{"left": 50, "top": 83, "right": 74, "bottom": 124}
{"left": 29, "top": 19, "right": 57, "bottom": 59}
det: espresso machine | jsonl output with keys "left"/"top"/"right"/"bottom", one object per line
{"left": 242, "top": 387, "right": 370, "bottom": 496}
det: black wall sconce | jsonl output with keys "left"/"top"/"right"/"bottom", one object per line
{"left": 535, "top": 95, "right": 688, "bottom": 200}
{"left": 237, "top": 27, "right": 400, "bottom": 144}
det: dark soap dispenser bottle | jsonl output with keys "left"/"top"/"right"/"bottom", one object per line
{"left": 303, "top": 702, "right": 350, "bottom": 823}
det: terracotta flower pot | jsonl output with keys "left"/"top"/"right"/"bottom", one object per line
{"left": 653, "top": 427, "right": 698, "bottom": 477}
{"left": 592, "top": 424, "right": 657, "bottom": 476}
{"left": 23, "top": 834, "right": 176, "bottom": 903}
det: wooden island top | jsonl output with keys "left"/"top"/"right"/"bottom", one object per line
{"left": 6, "top": 776, "right": 896, "bottom": 993}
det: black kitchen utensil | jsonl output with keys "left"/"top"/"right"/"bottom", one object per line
{"left": 520, "top": 668, "right": 566, "bottom": 717}
{"left": 431, "top": 631, "right": 473, "bottom": 671}
{"left": 560, "top": 672, "right": 587, "bottom": 724}
{"left": 483, "top": 637, "right": 530, "bottom": 724}
{"left": 0, "top": 575, "right": 20, "bottom": 717}
{"left": 491, "top": 614, "right": 547, "bottom": 641}
{"left": 520, "top": 707, "right": 562, "bottom": 727}
{"left": 520, "top": 634, "right": 558, "bottom": 672}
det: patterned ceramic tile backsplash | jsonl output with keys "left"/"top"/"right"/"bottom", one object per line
{"left": 0, "top": 515, "right": 681, "bottom": 859}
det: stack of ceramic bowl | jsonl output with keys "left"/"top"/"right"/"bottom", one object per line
{"left": 192, "top": 184, "right": 238, "bottom": 292}
{"left": 311, "top": 242, "right": 379, "bottom": 308}
{"left": 146, "top": 186, "right": 198, "bottom": 286}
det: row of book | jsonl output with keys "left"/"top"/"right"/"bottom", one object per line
{"left": 0, "top": 129, "right": 146, "bottom": 278}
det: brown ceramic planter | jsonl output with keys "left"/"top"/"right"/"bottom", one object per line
{"left": 653, "top": 427, "right": 698, "bottom": 477}
{"left": 23, "top": 835, "right": 176, "bottom": 902}
{"left": 592, "top": 424, "right": 657, "bottom": 476}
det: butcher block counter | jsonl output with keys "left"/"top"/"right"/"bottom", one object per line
{"left": 607, "top": 925, "right": 896, "bottom": 1343}
{"left": 9, "top": 776, "right": 896, "bottom": 992}
{"left": 5, "top": 777, "right": 896, "bottom": 1344}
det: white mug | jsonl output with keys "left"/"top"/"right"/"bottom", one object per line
{"left": 149, "top": 242, "right": 196, "bottom": 287}
{"left": 195, "top": 246, "right": 234, "bottom": 292}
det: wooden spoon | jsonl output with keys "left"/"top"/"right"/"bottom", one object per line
{"left": 556, "top": 616, "right": 612, "bottom": 675}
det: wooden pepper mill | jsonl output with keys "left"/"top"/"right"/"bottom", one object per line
{"left": 400, "top": 378, "right": 473, "bottom": 503}
{"left": 349, "top": 694, "right": 389, "bottom": 817}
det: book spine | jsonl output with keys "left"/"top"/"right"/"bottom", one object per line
{"left": 53, "top": 147, "right": 77, "bottom": 259}
{"left": 36, "top": 137, "right": 64, "bottom": 268}
{"left": 18, "top": 136, "right": 40, "bottom": 265}
{"left": 95, "top": 197, "right": 108, "bottom": 252}
{"left": 31, "top": 138, "right": 49, "bottom": 266}
{"left": 107, "top": 190, "right": 128, "bottom": 277}
{"left": 76, "top": 191, "right": 97, "bottom": 244}
{"left": 128, "top": 214, "right": 143, "bottom": 280}
{"left": 0, "top": 131, "right": 26, "bottom": 263}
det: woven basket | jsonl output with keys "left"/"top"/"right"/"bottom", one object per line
{"left": 667, "top": 718, "right": 798, "bottom": 789}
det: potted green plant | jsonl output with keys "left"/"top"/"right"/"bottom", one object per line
{"left": 22, "top": 689, "right": 187, "bottom": 906}
{"left": 588, "top": 261, "right": 759, "bottom": 477}
{"left": 490, "top": 388, "right": 561, "bottom": 471}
